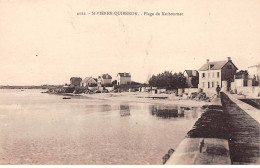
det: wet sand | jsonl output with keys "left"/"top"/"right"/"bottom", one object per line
{"left": 79, "top": 92, "right": 210, "bottom": 107}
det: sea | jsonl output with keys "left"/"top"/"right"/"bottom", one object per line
{"left": 0, "top": 89, "right": 203, "bottom": 164}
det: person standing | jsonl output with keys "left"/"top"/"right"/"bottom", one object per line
{"left": 216, "top": 85, "right": 221, "bottom": 97}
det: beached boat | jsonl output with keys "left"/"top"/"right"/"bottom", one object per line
{"left": 63, "top": 97, "right": 71, "bottom": 99}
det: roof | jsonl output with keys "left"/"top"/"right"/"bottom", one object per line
{"left": 70, "top": 77, "right": 82, "bottom": 81}
{"left": 100, "top": 74, "right": 112, "bottom": 79}
{"left": 199, "top": 60, "right": 238, "bottom": 71}
{"left": 184, "top": 70, "right": 199, "bottom": 77}
{"left": 82, "top": 77, "right": 96, "bottom": 83}
{"left": 117, "top": 73, "right": 131, "bottom": 77}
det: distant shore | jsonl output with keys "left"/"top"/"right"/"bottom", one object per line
{"left": 0, "top": 85, "right": 62, "bottom": 89}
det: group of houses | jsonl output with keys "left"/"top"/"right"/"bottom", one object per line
{"left": 183, "top": 57, "right": 260, "bottom": 96}
{"left": 68, "top": 72, "right": 132, "bottom": 91}
{"left": 67, "top": 57, "right": 260, "bottom": 96}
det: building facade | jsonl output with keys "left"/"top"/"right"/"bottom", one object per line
{"left": 117, "top": 73, "right": 131, "bottom": 85}
{"left": 183, "top": 70, "right": 199, "bottom": 88}
{"left": 81, "top": 77, "right": 97, "bottom": 87}
{"left": 70, "top": 77, "right": 82, "bottom": 87}
{"left": 198, "top": 57, "right": 238, "bottom": 91}
{"left": 97, "top": 74, "right": 112, "bottom": 87}
{"left": 233, "top": 70, "right": 252, "bottom": 87}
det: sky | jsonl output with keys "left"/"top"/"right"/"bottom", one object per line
{"left": 0, "top": 0, "right": 260, "bottom": 85}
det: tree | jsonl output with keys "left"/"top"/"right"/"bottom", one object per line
{"left": 112, "top": 80, "right": 117, "bottom": 85}
{"left": 148, "top": 71, "right": 187, "bottom": 89}
{"left": 176, "top": 72, "right": 187, "bottom": 88}
{"left": 191, "top": 76, "right": 199, "bottom": 88}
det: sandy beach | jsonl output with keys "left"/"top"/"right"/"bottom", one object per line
{"left": 75, "top": 92, "right": 210, "bottom": 107}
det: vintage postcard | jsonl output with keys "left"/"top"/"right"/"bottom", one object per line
{"left": 0, "top": 0, "right": 259, "bottom": 165}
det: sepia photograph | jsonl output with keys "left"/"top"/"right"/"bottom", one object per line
{"left": 0, "top": 0, "right": 260, "bottom": 166}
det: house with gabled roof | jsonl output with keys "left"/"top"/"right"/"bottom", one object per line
{"left": 97, "top": 74, "right": 112, "bottom": 87}
{"left": 198, "top": 57, "right": 238, "bottom": 91}
{"left": 117, "top": 72, "right": 131, "bottom": 85}
{"left": 81, "top": 77, "right": 97, "bottom": 87}
{"left": 183, "top": 70, "right": 199, "bottom": 88}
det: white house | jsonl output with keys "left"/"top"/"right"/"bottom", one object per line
{"left": 97, "top": 74, "right": 112, "bottom": 86}
{"left": 81, "top": 77, "right": 97, "bottom": 87}
{"left": 183, "top": 70, "right": 199, "bottom": 88}
{"left": 198, "top": 57, "right": 238, "bottom": 92}
{"left": 117, "top": 73, "right": 131, "bottom": 85}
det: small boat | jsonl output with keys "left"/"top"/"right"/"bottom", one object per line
{"left": 41, "top": 91, "right": 48, "bottom": 93}
{"left": 63, "top": 97, "right": 71, "bottom": 99}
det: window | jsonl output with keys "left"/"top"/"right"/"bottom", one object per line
{"left": 244, "top": 80, "right": 248, "bottom": 86}
{"left": 208, "top": 82, "right": 210, "bottom": 88}
{"left": 212, "top": 81, "right": 214, "bottom": 87}
{"left": 227, "top": 65, "right": 232, "bottom": 69}
{"left": 202, "top": 73, "right": 205, "bottom": 78}
{"left": 202, "top": 82, "right": 205, "bottom": 88}
{"left": 212, "top": 72, "right": 215, "bottom": 78}
{"left": 217, "top": 72, "right": 220, "bottom": 78}
{"left": 208, "top": 73, "right": 210, "bottom": 78}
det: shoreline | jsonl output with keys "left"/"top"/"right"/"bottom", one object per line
{"left": 50, "top": 91, "right": 210, "bottom": 107}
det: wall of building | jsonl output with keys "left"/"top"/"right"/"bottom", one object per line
{"left": 234, "top": 79, "right": 245, "bottom": 87}
{"left": 117, "top": 76, "right": 131, "bottom": 85}
{"left": 81, "top": 78, "right": 97, "bottom": 87}
{"left": 183, "top": 72, "right": 191, "bottom": 87}
{"left": 198, "top": 70, "right": 221, "bottom": 89}
{"left": 98, "top": 78, "right": 111, "bottom": 86}
{"left": 221, "top": 61, "right": 237, "bottom": 82}
{"left": 102, "top": 78, "right": 111, "bottom": 85}
{"left": 231, "top": 79, "right": 254, "bottom": 92}
{"left": 248, "top": 66, "right": 260, "bottom": 84}
{"left": 235, "top": 86, "right": 260, "bottom": 97}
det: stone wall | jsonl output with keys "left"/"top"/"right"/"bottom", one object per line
{"left": 184, "top": 88, "right": 199, "bottom": 96}
{"left": 106, "top": 86, "right": 114, "bottom": 92}
{"left": 88, "top": 86, "right": 97, "bottom": 91}
{"left": 184, "top": 88, "right": 217, "bottom": 97}
{"left": 235, "top": 86, "right": 260, "bottom": 97}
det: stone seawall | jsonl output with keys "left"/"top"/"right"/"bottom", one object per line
{"left": 166, "top": 93, "right": 260, "bottom": 165}
{"left": 221, "top": 93, "right": 260, "bottom": 164}
{"left": 166, "top": 96, "right": 231, "bottom": 165}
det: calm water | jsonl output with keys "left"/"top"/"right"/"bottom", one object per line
{"left": 0, "top": 89, "right": 202, "bottom": 165}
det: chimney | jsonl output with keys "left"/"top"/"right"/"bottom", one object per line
{"left": 227, "top": 57, "right": 231, "bottom": 61}
{"left": 206, "top": 59, "right": 210, "bottom": 64}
